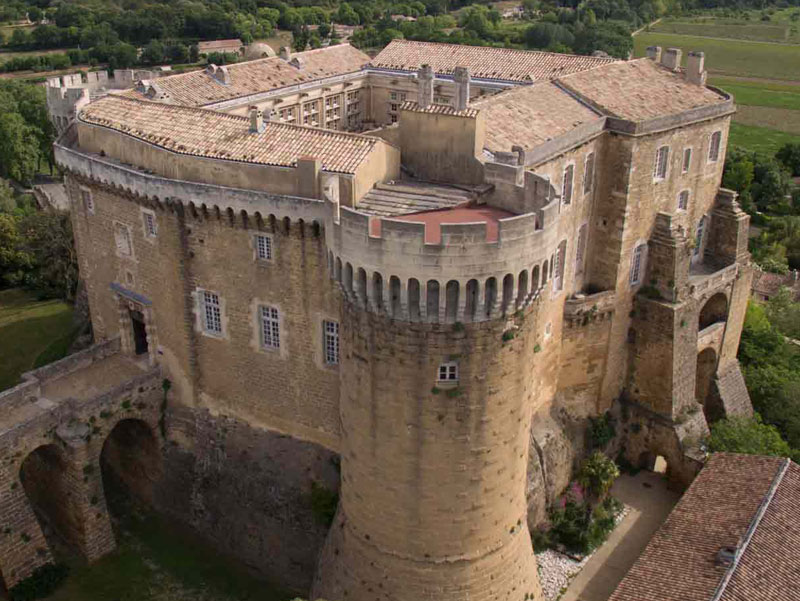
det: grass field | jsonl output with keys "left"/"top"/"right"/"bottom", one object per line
{"left": 0, "top": 288, "right": 77, "bottom": 391}
{"left": 633, "top": 32, "right": 800, "bottom": 80}
{"left": 728, "top": 122, "right": 800, "bottom": 155}
{"left": 46, "top": 504, "right": 292, "bottom": 601}
{"left": 710, "top": 76, "right": 800, "bottom": 111}
{"left": 0, "top": 47, "right": 75, "bottom": 64}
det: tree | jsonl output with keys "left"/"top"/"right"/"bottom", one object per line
{"left": 0, "top": 213, "right": 31, "bottom": 288}
{"left": 577, "top": 452, "right": 619, "bottom": 503}
{"left": 16, "top": 211, "right": 78, "bottom": 301}
{"left": 335, "top": 3, "right": 360, "bottom": 25}
{"left": 709, "top": 415, "right": 793, "bottom": 458}
{"left": 0, "top": 112, "right": 40, "bottom": 185}
{"left": 141, "top": 40, "right": 166, "bottom": 65}
{"left": 776, "top": 142, "right": 800, "bottom": 176}
{"left": 189, "top": 44, "right": 200, "bottom": 63}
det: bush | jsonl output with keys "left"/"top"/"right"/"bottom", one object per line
{"left": 548, "top": 487, "right": 623, "bottom": 555}
{"left": 577, "top": 452, "right": 619, "bottom": 502}
{"left": 9, "top": 563, "right": 69, "bottom": 601}
{"left": 588, "top": 411, "right": 615, "bottom": 449}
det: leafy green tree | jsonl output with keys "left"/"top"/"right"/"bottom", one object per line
{"left": 577, "top": 452, "right": 619, "bottom": 503}
{"left": 335, "top": 3, "right": 360, "bottom": 25}
{"left": 776, "top": 142, "right": 800, "bottom": 177}
{"left": 0, "top": 112, "right": 40, "bottom": 185}
{"left": 709, "top": 415, "right": 793, "bottom": 458}
{"left": 16, "top": 211, "right": 78, "bottom": 301}
{"left": 0, "top": 213, "right": 31, "bottom": 288}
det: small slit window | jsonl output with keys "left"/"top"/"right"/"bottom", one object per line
{"left": 708, "top": 131, "right": 722, "bottom": 163}
{"left": 255, "top": 233, "right": 273, "bottom": 261}
{"left": 654, "top": 146, "right": 669, "bottom": 181}
{"left": 438, "top": 362, "right": 458, "bottom": 382}
{"left": 259, "top": 305, "right": 280, "bottom": 350}
{"left": 583, "top": 153, "right": 595, "bottom": 194}
{"left": 562, "top": 164, "right": 574, "bottom": 205}
{"left": 323, "top": 319, "right": 339, "bottom": 365}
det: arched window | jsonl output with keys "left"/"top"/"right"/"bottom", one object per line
{"left": 542, "top": 260, "right": 549, "bottom": 285}
{"left": 629, "top": 243, "right": 647, "bottom": 286}
{"left": 372, "top": 272, "right": 383, "bottom": 311}
{"left": 502, "top": 273, "right": 514, "bottom": 312}
{"left": 531, "top": 265, "right": 540, "bottom": 292}
{"left": 390, "top": 276, "right": 401, "bottom": 317}
{"left": 484, "top": 277, "right": 497, "bottom": 317}
{"left": 426, "top": 280, "right": 440, "bottom": 321}
{"left": 357, "top": 268, "right": 367, "bottom": 303}
{"left": 517, "top": 270, "right": 529, "bottom": 305}
{"left": 445, "top": 280, "right": 459, "bottom": 323}
{"left": 408, "top": 278, "right": 421, "bottom": 320}
{"left": 465, "top": 279, "right": 478, "bottom": 321}
{"left": 344, "top": 263, "right": 353, "bottom": 292}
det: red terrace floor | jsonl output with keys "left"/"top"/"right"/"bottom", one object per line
{"left": 368, "top": 205, "right": 516, "bottom": 244}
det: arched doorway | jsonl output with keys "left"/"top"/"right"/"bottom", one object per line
{"left": 19, "top": 444, "right": 74, "bottom": 551}
{"left": 696, "top": 348, "right": 722, "bottom": 422}
{"left": 100, "top": 419, "right": 162, "bottom": 513}
{"left": 699, "top": 293, "right": 728, "bottom": 331}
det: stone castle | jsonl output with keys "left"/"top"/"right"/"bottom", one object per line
{"left": 0, "top": 40, "right": 754, "bottom": 600}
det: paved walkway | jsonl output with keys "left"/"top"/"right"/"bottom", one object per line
{"left": 560, "top": 471, "right": 681, "bottom": 601}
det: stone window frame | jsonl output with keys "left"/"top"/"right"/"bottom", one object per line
{"left": 561, "top": 163, "right": 575, "bottom": 206}
{"left": 629, "top": 241, "right": 648, "bottom": 287}
{"left": 653, "top": 145, "right": 670, "bottom": 182}
{"left": 437, "top": 361, "right": 459, "bottom": 386}
{"left": 682, "top": 147, "right": 693, "bottom": 174}
{"left": 322, "top": 318, "right": 340, "bottom": 366}
{"left": 140, "top": 207, "right": 157, "bottom": 240}
{"left": 708, "top": 131, "right": 722, "bottom": 163}
{"left": 194, "top": 287, "right": 227, "bottom": 339}
{"left": 113, "top": 221, "right": 134, "bottom": 259}
{"left": 253, "top": 232, "right": 274, "bottom": 262}
{"left": 258, "top": 304, "right": 281, "bottom": 350}
{"left": 583, "top": 152, "right": 595, "bottom": 195}
{"left": 80, "top": 186, "right": 94, "bottom": 215}
{"left": 678, "top": 189, "right": 690, "bottom": 212}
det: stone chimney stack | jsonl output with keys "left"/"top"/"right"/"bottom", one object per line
{"left": 417, "top": 64, "right": 433, "bottom": 109}
{"left": 454, "top": 66, "right": 470, "bottom": 111}
{"left": 249, "top": 106, "right": 264, "bottom": 133}
{"left": 661, "top": 47, "right": 682, "bottom": 71}
{"left": 279, "top": 46, "right": 291, "bottom": 61}
{"left": 686, "top": 51, "right": 707, "bottom": 85}
{"left": 646, "top": 46, "right": 662, "bottom": 62}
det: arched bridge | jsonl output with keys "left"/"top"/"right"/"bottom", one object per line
{"left": 0, "top": 338, "right": 164, "bottom": 590}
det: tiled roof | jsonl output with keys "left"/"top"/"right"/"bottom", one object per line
{"left": 79, "top": 95, "right": 379, "bottom": 174}
{"left": 610, "top": 453, "right": 799, "bottom": 601}
{"left": 370, "top": 39, "right": 616, "bottom": 83}
{"left": 399, "top": 100, "right": 480, "bottom": 118}
{"left": 471, "top": 82, "right": 602, "bottom": 152}
{"left": 751, "top": 269, "right": 800, "bottom": 300}
{"left": 557, "top": 58, "right": 728, "bottom": 122}
{"left": 119, "top": 44, "right": 370, "bottom": 107}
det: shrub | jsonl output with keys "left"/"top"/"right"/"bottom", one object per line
{"left": 9, "top": 563, "right": 68, "bottom": 601}
{"left": 588, "top": 412, "right": 615, "bottom": 449}
{"left": 577, "top": 452, "right": 619, "bottom": 502}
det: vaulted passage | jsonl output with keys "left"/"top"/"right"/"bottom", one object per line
{"left": 100, "top": 419, "right": 162, "bottom": 512}
{"left": 696, "top": 348, "right": 724, "bottom": 422}
{"left": 699, "top": 293, "right": 728, "bottom": 331}
{"left": 20, "top": 444, "right": 77, "bottom": 551}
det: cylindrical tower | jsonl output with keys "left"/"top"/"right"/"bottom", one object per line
{"left": 313, "top": 201, "right": 552, "bottom": 601}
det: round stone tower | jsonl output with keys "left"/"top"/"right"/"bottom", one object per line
{"left": 313, "top": 201, "right": 554, "bottom": 601}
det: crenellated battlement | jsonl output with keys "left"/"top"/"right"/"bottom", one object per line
{"left": 325, "top": 194, "right": 562, "bottom": 322}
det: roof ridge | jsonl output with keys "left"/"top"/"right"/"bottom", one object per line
{"left": 710, "top": 457, "right": 791, "bottom": 601}
{"left": 379, "top": 39, "right": 617, "bottom": 62}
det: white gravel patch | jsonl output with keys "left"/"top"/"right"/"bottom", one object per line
{"left": 536, "top": 505, "right": 630, "bottom": 601}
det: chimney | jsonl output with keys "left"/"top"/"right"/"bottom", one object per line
{"left": 417, "top": 64, "right": 433, "bottom": 109}
{"left": 453, "top": 66, "right": 470, "bottom": 111}
{"left": 686, "top": 51, "right": 707, "bottom": 85}
{"left": 218, "top": 65, "right": 231, "bottom": 85}
{"left": 249, "top": 105, "right": 264, "bottom": 133}
{"left": 661, "top": 47, "right": 682, "bottom": 71}
{"left": 289, "top": 56, "right": 304, "bottom": 70}
{"left": 279, "top": 46, "right": 291, "bottom": 61}
{"left": 646, "top": 46, "right": 662, "bottom": 62}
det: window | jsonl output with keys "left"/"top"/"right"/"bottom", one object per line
{"left": 438, "top": 362, "right": 458, "bottom": 382}
{"left": 678, "top": 190, "right": 689, "bottom": 211}
{"left": 259, "top": 305, "right": 280, "bottom": 350}
{"left": 583, "top": 153, "right": 595, "bottom": 194}
{"left": 575, "top": 224, "right": 588, "bottom": 276}
{"left": 433, "top": 95, "right": 450, "bottom": 105}
{"left": 629, "top": 243, "right": 647, "bottom": 285}
{"left": 562, "top": 164, "right": 574, "bottom": 205}
{"left": 653, "top": 146, "right": 669, "bottom": 180}
{"left": 200, "top": 290, "right": 222, "bottom": 335}
{"left": 682, "top": 148, "right": 692, "bottom": 173}
{"left": 255, "top": 233, "right": 273, "bottom": 261}
{"left": 708, "top": 131, "right": 722, "bottom": 163}
{"left": 142, "top": 211, "right": 157, "bottom": 237}
{"left": 323, "top": 319, "right": 339, "bottom": 365}
{"left": 114, "top": 223, "right": 132, "bottom": 256}
{"left": 553, "top": 240, "right": 566, "bottom": 291}
{"left": 390, "top": 114, "right": 398, "bottom": 124}
{"left": 694, "top": 216, "right": 706, "bottom": 259}
{"left": 81, "top": 188, "right": 94, "bottom": 214}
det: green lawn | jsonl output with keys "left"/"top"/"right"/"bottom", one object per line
{"left": 728, "top": 122, "right": 800, "bottom": 156}
{"left": 650, "top": 19, "right": 792, "bottom": 43}
{"left": 633, "top": 32, "right": 800, "bottom": 80}
{"left": 710, "top": 76, "right": 800, "bottom": 111}
{"left": 0, "top": 288, "right": 76, "bottom": 391}
{"left": 47, "top": 508, "right": 292, "bottom": 601}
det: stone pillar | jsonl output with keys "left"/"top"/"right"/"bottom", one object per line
{"left": 417, "top": 64, "right": 434, "bottom": 109}
{"left": 708, "top": 189, "right": 750, "bottom": 267}
{"left": 649, "top": 212, "right": 691, "bottom": 303}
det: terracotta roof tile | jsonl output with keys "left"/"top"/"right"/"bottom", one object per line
{"left": 119, "top": 44, "right": 370, "bottom": 108}
{"left": 471, "top": 82, "right": 602, "bottom": 152}
{"left": 399, "top": 100, "right": 480, "bottom": 118}
{"left": 557, "top": 58, "right": 728, "bottom": 122}
{"left": 370, "top": 39, "right": 616, "bottom": 83}
{"left": 610, "top": 454, "right": 799, "bottom": 601}
{"left": 751, "top": 269, "right": 800, "bottom": 300}
{"left": 79, "top": 95, "right": 379, "bottom": 174}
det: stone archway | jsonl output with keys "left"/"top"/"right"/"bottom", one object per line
{"left": 100, "top": 419, "right": 162, "bottom": 513}
{"left": 19, "top": 444, "right": 75, "bottom": 552}
{"left": 699, "top": 292, "right": 728, "bottom": 331}
{"left": 696, "top": 347, "right": 719, "bottom": 422}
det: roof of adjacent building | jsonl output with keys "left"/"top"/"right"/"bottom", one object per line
{"left": 399, "top": 100, "right": 481, "bottom": 119}
{"left": 609, "top": 453, "right": 800, "bottom": 601}
{"left": 472, "top": 82, "right": 602, "bottom": 152}
{"left": 119, "top": 44, "right": 370, "bottom": 108}
{"left": 751, "top": 268, "right": 800, "bottom": 300}
{"left": 79, "top": 95, "right": 380, "bottom": 174}
{"left": 557, "top": 58, "right": 728, "bottom": 122}
{"left": 197, "top": 39, "right": 242, "bottom": 52}
{"left": 370, "top": 39, "right": 616, "bottom": 83}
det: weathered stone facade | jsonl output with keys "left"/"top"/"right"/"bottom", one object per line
{"left": 1, "top": 41, "right": 755, "bottom": 600}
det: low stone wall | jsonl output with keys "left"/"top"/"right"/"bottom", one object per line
{"left": 23, "top": 337, "right": 120, "bottom": 383}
